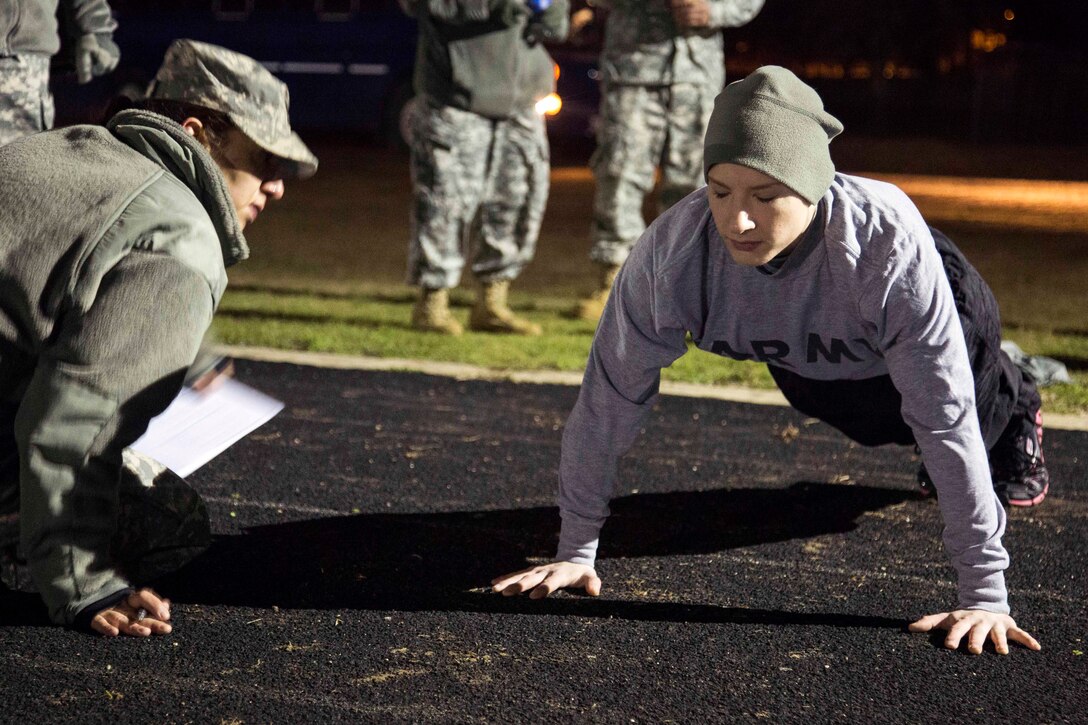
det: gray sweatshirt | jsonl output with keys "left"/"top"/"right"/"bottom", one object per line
{"left": 557, "top": 172, "right": 1010, "bottom": 613}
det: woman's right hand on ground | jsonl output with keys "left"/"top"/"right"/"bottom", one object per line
{"left": 90, "top": 588, "right": 172, "bottom": 637}
{"left": 491, "top": 562, "right": 602, "bottom": 599}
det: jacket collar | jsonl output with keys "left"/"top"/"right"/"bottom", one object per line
{"left": 107, "top": 109, "right": 249, "bottom": 266}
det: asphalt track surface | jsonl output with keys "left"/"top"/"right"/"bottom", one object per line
{"left": 1, "top": 360, "right": 1085, "bottom": 723}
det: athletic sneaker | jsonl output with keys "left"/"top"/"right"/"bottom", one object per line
{"left": 916, "top": 408, "right": 1049, "bottom": 506}
{"left": 991, "top": 409, "right": 1049, "bottom": 507}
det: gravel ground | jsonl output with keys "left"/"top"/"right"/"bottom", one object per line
{"left": 1, "top": 360, "right": 1085, "bottom": 723}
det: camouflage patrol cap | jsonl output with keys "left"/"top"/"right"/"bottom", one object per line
{"left": 148, "top": 39, "right": 318, "bottom": 180}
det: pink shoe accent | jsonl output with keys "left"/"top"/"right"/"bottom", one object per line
{"left": 1008, "top": 482, "right": 1049, "bottom": 507}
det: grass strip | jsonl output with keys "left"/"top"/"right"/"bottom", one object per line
{"left": 213, "top": 287, "right": 1088, "bottom": 414}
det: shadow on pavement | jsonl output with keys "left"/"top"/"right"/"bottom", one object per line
{"left": 0, "top": 482, "right": 913, "bottom": 628}
{"left": 143, "top": 482, "right": 910, "bottom": 618}
{"left": 452, "top": 593, "right": 907, "bottom": 630}
{"left": 0, "top": 590, "right": 49, "bottom": 627}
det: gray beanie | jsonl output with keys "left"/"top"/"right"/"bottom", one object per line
{"left": 703, "top": 66, "right": 843, "bottom": 204}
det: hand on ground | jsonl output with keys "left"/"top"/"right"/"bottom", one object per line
{"left": 491, "top": 562, "right": 601, "bottom": 599}
{"left": 91, "top": 588, "right": 172, "bottom": 637}
{"left": 909, "top": 609, "right": 1040, "bottom": 655}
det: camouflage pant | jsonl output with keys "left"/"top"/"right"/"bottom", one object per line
{"left": 0, "top": 54, "right": 53, "bottom": 147}
{"left": 590, "top": 80, "right": 718, "bottom": 266}
{"left": 407, "top": 99, "right": 550, "bottom": 290}
{"left": 1, "top": 438, "right": 210, "bottom": 593}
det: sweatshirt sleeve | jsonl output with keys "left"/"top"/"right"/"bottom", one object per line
{"left": 707, "top": 0, "right": 764, "bottom": 29}
{"left": 556, "top": 234, "right": 690, "bottom": 566}
{"left": 861, "top": 230, "right": 1010, "bottom": 613}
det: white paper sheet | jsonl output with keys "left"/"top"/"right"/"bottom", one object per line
{"left": 130, "top": 378, "right": 284, "bottom": 477}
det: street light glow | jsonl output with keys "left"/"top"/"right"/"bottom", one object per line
{"left": 971, "top": 29, "right": 1007, "bottom": 52}
{"left": 536, "top": 93, "right": 562, "bottom": 117}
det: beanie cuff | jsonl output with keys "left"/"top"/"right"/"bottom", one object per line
{"left": 705, "top": 144, "right": 834, "bottom": 205}
{"left": 702, "top": 66, "right": 842, "bottom": 205}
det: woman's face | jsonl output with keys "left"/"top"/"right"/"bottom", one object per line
{"left": 706, "top": 163, "right": 817, "bottom": 266}
{"left": 183, "top": 119, "right": 285, "bottom": 229}
{"left": 216, "top": 128, "right": 285, "bottom": 229}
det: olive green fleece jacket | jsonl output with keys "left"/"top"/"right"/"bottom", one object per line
{"left": 0, "top": 109, "right": 246, "bottom": 625}
{"left": 400, "top": 0, "right": 570, "bottom": 119}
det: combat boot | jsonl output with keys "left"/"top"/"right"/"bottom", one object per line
{"left": 114, "top": 449, "right": 212, "bottom": 582}
{"left": 412, "top": 287, "right": 464, "bottom": 336}
{"left": 470, "top": 280, "right": 542, "bottom": 336}
{"left": 572, "top": 263, "right": 621, "bottom": 321}
{"left": 0, "top": 451, "right": 214, "bottom": 592}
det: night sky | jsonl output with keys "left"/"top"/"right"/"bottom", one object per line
{"left": 734, "top": 0, "right": 1088, "bottom": 62}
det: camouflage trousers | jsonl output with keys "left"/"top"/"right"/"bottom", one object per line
{"left": 0, "top": 447, "right": 211, "bottom": 593}
{"left": 0, "top": 53, "right": 53, "bottom": 147}
{"left": 590, "top": 80, "right": 718, "bottom": 266}
{"left": 407, "top": 99, "right": 550, "bottom": 290}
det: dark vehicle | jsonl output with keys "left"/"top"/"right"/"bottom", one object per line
{"left": 53, "top": 0, "right": 600, "bottom": 144}
{"left": 545, "top": 44, "right": 599, "bottom": 144}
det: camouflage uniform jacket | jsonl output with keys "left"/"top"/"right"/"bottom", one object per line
{"left": 400, "top": 0, "right": 570, "bottom": 119}
{"left": 0, "top": 109, "right": 245, "bottom": 624}
{"left": 0, "top": 0, "right": 117, "bottom": 56}
{"left": 596, "top": 0, "right": 764, "bottom": 88}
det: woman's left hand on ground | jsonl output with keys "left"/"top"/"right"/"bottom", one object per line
{"left": 909, "top": 610, "right": 1041, "bottom": 654}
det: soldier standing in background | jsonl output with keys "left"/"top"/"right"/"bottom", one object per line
{"left": 573, "top": 0, "right": 764, "bottom": 320}
{"left": 0, "top": 0, "right": 121, "bottom": 145}
{"left": 400, "top": 0, "right": 570, "bottom": 336}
